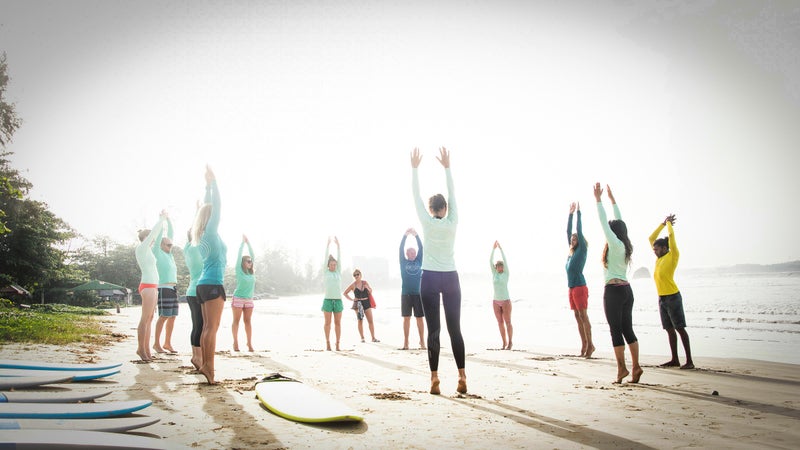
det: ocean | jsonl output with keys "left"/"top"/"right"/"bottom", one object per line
{"left": 249, "top": 270, "right": 800, "bottom": 365}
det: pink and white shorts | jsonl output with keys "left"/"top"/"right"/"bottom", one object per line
{"left": 231, "top": 296, "right": 254, "bottom": 309}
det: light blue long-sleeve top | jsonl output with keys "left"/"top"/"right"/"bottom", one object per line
{"left": 490, "top": 246, "right": 510, "bottom": 300}
{"left": 233, "top": 240, "right": 256, "bottom": 298}
{"left": 198, "top": 180, "right": 227, "bottom": 286}
{"left": 323, "top": 244, "right": 341, "bottom": 299}
{"left": 596, "top": 201, "right": 628, "bottom": 282}
{"left": 183, "top": 241, "right": 203, "bottom": 297}
{"left": 153, "top": 217, "right": 177, "bottom": 285}
{"left": 412, "top": 167, "right": 457, "bottom": 272}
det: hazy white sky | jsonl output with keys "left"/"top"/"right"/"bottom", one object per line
{"left": 1, "top": 0, "right": 798, "bottom": 276}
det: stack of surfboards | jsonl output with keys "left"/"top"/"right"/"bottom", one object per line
{"left": 0, "top": 359, "right": 187, "bottom": 449}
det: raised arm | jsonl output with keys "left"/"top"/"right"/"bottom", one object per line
{"left": 414, "top": 232, "right": 423, "bottom": 261}
{"left": 567, "top": 203, "right": 575, "bottom": 245}
{"left": 399, "top": 233, "right": 409, "bottom": 263}
{"left": 666, "top": 215, "right": 678, "bottom": 257}
{"left": 165, "top": 216, "right": 174, "bottom": 240}
{"left": 411, "top": 149, "right": 428, "bottom": 222}
{"left": 594, "top": 183, "right": 616, "bottom": 242}
{"left": 142, "top": 215, "right": 166, "bottom": 248}
{"left": 441, "top": 147, "right": 457, "bottom": 223}
{"left": 576, "top": 204, "right": 585, "bottom": 246}
{"left": 205, "top": 166, "right": 221, "bottom": 234}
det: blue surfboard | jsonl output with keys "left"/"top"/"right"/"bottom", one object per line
{"left": 0, "top": 429, "right": 190, "bottom": 449}
{"left": 0, "top": 399, "right": 151, "bottom": 419}
{"left": 0, "top": 375, "right": 74, "bottom": 390}
{"left": 0, "top": 368, "right": 119, "bottom": 381}
{"left": 0, "top": 359, "right": 122, "bottom": 372}
{"left": 0, "top": 390, "right": 111, "bottom": 403}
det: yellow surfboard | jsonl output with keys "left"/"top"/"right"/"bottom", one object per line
{"left": 254, "top": 374, "right": 363, "bottom": 423}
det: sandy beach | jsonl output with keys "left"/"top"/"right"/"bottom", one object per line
{"left": 2, "top": 304, "right": 799, "bottom": 450}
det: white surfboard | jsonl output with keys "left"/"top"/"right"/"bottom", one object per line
{"left": 0, "top": 416, "right": 159, "bottom": 432}
{"left": 0, "top": 399, "right": 151, "bottom": 419}
{"left": 0, "top": 368, "right": 119, "bottom": 382}
{"left": 254, "top": 373, "right": 363, "bottom": 423}
{"left": 0, "top": 390, "right": 111, "bottom": 403}
{"left": 0, "top": 430, "right": 190, "bottom": 449}
{"left": 0, "top": 375, "right": 73, "bottom": 390}
{"left": 0, "top": 359, "right": 122, "bottom": 372}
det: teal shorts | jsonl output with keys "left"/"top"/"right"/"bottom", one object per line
{"left": 321, "top": 298, "right": 343, "bottom": 313}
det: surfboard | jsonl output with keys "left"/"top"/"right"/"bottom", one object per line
{"left": 0, "top": 416, "right": 159, "bottom": 432}
{"left": 0, "top": 368, "right": 120, "bottom": 382}
{"left": 0, "top": 359, "right": 123, "bottom": 372}
{"left": 0, "top": 390, "right": 111, "bottom": 403}
{"left": 0, "top": 375, "right": 74, "bottom": 390}
{"left": 0, "top": 399, "right": 151, "bottom": 419}
{"left": 0, "top": 430, "right": 190, "bottom": 449}
{"left": 254, "top": 373, "right": 363, "bottom": 423}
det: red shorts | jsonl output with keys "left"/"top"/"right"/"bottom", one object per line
{"left": 568, "top": 285, "right": 589, "bottom": 310}
{"left": 139, "top": 283, "right": 158, "bottom": 293}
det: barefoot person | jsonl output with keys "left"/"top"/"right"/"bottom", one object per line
{"left": 231, "top": 235, "right": 256, "bottom": 352}
{"left": 566, "top": 202, "right": 594, "bottom": 358}
{"left": 192, "top": 165, "right": 227, "bottom": 384}
{"left": 321, "top": 237, "right": 343, "bottom": 351}
{"left": 594, "top": 183, "right": 642, "bottom": 384}
{"left": 490, "top": 240, "right": 513, "bottom": 350}
{"left": 411, "top": 147, "right": 467, "bottom": 395}
{"left": 650, "top": 214, "right": 694, "bottom": 370}
{"left": 183, "top": 228, "right": 204, "bottom": 370}
{"left": 399, "top": 228, "right": 425, "bottom": 350}
{"left": 344, "top": 269, "right": 379, "bottom": 343}
{"left": 135, "top": 212, "right": 166, "bottom": 362}
{"left": 153, "top": 213, "right": 179, "bottom": 354}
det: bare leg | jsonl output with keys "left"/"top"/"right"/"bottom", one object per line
{"left": 323, "top": 311, "right": 332, "bottom": 351}
{"left": 243, "top": 307, "right": 254, "bottom": 351}
{"left": 677, "top": 328, "right": 694, "bottom": 369}
{"left": 573, "top": 309, "right": 587, "bottom": 356}
{"left": 163, "top": 317, "right": 177, "bottom": 352}
{"left": 457, "top": 368, "right": 467, "bottom": 394}
{"left": 660, "top": 328, "right": 680, "bottom": 367}
{"left": 430, "top": 371, "right": 440, "bottom": 395}
{"left": 153, "top": 316, "right": 166, "bottom": 353}
{"left": 402, "top": 316, "right": 411, "bottom": 349}
{"left": 502, "top": 301, "right": 513, "bottom": 350}
{"left": 577, "top": 309, "right": 594, "bottom": 358}
{"left": 137, "top": 288, "right": 158, "bottom": 361}
{"left": 613, "top": 345, "right": 629, "bottom": 383}
{"left": 365, "top": 309, "right": 378, "bottom": 342}
{"left": 199, "top": 297, "right": 224, "bottom": 384}
{"left": 333, "top": 312, "right": 342, "bottom": 351}
{"left": 231, "top": 306, "right": 243, "bottom": 351}
{"left": 416, "top": 316, "right": 426, "bottom": 349}
{"left": 356, "top": 311, "right": 365, "bottom": 342}
{"left": 630, "top": 341, "right": 643, "bottom": 383}
{"left": 493, "top": 302, "right": 507, "bottom": 349}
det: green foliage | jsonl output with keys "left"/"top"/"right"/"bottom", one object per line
{"left": 0, "top": 302, "right": 107, "bottom": 344}
{"left": 0, "top": 54, "right": 21, "bottom": 148}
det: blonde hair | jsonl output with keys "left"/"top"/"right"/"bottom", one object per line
{"left": 137, "top": 229, "right": 150, "bottom": 242}
{"left": 191, "top": 204, "right": 212, "bottom": 245}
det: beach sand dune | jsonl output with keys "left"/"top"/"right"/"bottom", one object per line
{"left": 2, "top": 307, "right": 798, "bottom": 449}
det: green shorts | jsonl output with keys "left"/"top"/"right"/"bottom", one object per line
{"left": 321, "top": 298, "right": 344, "bottom": 313}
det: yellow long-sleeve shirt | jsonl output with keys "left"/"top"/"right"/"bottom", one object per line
{"left": 649, "top": 222, "right": 680, "bottom": 296}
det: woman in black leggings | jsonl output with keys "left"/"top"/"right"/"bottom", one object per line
{"left": 411, "top": 147, "right": 466, "bottom": 395}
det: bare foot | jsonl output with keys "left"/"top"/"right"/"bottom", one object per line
{"left": 660, "top": 360, "right": 680, "bottom": 367}
{"left": 585, "top": 345, "right": 595, "bottom": 359}
{"left": 631, "top": 367, "right": 644, "bottom": 383}
{"left": 457, "top": 378, "right": 467, "bottom": 394}
{"left": 163, "top": 345, "right": 177, "bottom": 354}
{"left": 136, "top": 350, "right": 151, "bottom": 362}
{"left": 680, "top": 362, "right": 695, "bottom": 370}
{"left": 400, "top": 347, "right": 409, "bottom": 350}
{"left": 326, "top": 341, "right": 332, "bottom": 351}
{"left": 248, "top": 345, "right": 254, "bottom": 352}
{"left": 372, "top": 338, "right": 380, "bottom": 343}
{"left": 419, "top": 342, "right": 426, "bottom": 349}
{"left": 335, "top": 342, "right": 341, "bottom": 351}
{"left": 506, "top": 342, "right": 513, "bottom": 350}
{"left": 430, "top": 379, "right": 441, "bottom": 395}
{"left": 153, "top": 345, "right": 165, "bottom": 354}
{"left": 233, "top": 345, "right": 240, "bottom": 352}
{"left": 190, "top": 357, "right": 202, "bottom": 370}
{"left": 198, "top": 366, "right": 216, "bottom": 385}
{"left": 615, "top": 368, "right": 630, "bottom": 384}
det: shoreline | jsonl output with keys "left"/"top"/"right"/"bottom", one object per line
{"left": 1, "top": 307, "right": 798, "bottom": 449}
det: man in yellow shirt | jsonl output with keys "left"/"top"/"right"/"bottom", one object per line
{"left": 650, "top": 214, "right": 694, "bottom": 370}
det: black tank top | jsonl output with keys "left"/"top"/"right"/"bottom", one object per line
{"left": 354, "top": 286, "right": 369, "bottom": 300}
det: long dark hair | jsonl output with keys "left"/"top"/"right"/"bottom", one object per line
{"left": 602, "top": 219, "right": 633, "bottom": 268}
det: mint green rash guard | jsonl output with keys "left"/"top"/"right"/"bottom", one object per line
{"left": 596, "top": 201, "right": 628, "bottom": 282}
{"left": 490, "top": 247, "right": 510, "bottom": 300}
{"left": 153, "top": 217, "right": 177, "bottom": 285}
{"left": 323, "top": 244, "right": 342, "bottom": 299}
{"left": 135, "top": 217, "right": 165, "bottom": 285}
{"left": 233, "top": 241, "right": 255, "bottom": 298}
{"left": 412, "top": 167, "right": 458, "bottom": 272}
{"left": 183, "top": 241, "right": 203, "bottom": 297}
{"left": 198, "top": 181, "right": 227, "bottom": 286}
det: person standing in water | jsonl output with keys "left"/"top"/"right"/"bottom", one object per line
{"left": 183, "top": 227, "right": 204, "bottom": 370}
{"left": 399, "top": 228, "right": 425, "bottom": 350}
{"left": 135, "top": 212, "right": 166, "bottom": 362}
{"left": 152, "top": 213, "right": 179, "bottom": 354}
{"left": 649, "top": 214, "right": 694, "bottom": 370}
{"left": 231, "top": 234, "right": 256, "bottom": 352}
{"left": 566, "top": 202, "right": 594, "bottom": 358}
{"left": 594, "top": 183, "right": 642, "bottom": 384}
{"left": 192, "top": 166, "right": 227, "bottom": 384}
{"left": 344, "top": 269, "right": 379, "bottom": 343}
{"left": 490, "top": 240, "right": 513, "bottom": 350}
{"left": 321, "top": 236, "right": 343, "bottom": 351}
{"left": 411, "top": 147, "right": 467, "bottom": 395}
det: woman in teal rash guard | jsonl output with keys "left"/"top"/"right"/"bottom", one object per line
{"left": 191, "top": 166, "right": 227, "bottom": 385}
{"left": 321, "top": 236, "right": 343, "bottom": 351}
{"left": 490, "top": 240, "right": 513, "bottom": 350}
{"left": 566, "top": 202, "right": 594, "bottom": 358}
{"left": 594, "top": 183, "right": 642, "bottom": 384}
{"left": 231, "top": 234, "right": 256, "bottom": 352}
{"left": 411, "top": 147, "right": 467, "bottom": 395}
{"left": 135, "top": 212, "right": 166, "bottom": 362}
{"left": 183, "top": 228, "right": 204, "bottom": 370}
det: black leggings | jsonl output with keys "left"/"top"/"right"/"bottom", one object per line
{"left": 420, "top": 270, "right": 465, "bottom": 371}
{"left": 186, "top": 295, "right": 203, "bottom": 347}
{"left": 603, "top": 283, "right": 637, "bottom": 347}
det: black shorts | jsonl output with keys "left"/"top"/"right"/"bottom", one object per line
{"left": 197, "top": 284, "right": 226, "bottom": 304}
{"left": 659, "top": 292, "right": 686, "bottom": 329}
{"left": 401, "top": 294, "right": 424, "bottom": 317}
